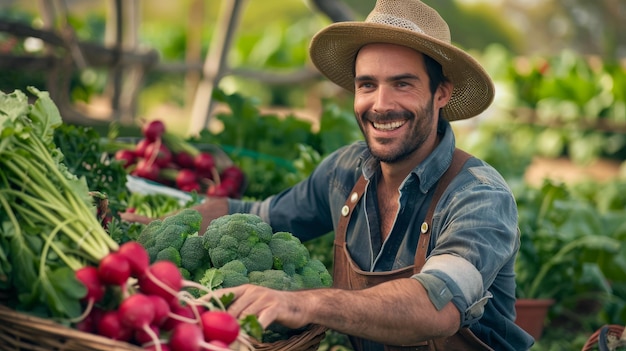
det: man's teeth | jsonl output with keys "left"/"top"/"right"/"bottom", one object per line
{"left": 373, "top": 120, "right": 405, "bottom": 131}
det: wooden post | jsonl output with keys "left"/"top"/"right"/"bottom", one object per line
{"left": 187, "top": 0, "right": 246, "bottom": 135}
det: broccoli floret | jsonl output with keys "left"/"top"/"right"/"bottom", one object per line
{"left": 180, "top": 234, "right": 211, "bottom": 274}
{"left": 162, "top": 208, "right": 202, "bottom": 235}
{"left": 218, "top": 260, "right": 250, "bottom": 288}
{"left": 203, "top": 213, "right": 274, "bottom": 272}
{"left": 297, "top": 258, "right": 333, "bottom": 289}
{"left": 248, "top": 269, "right": 299, "bottom": 291}
{"left": 135, "top": 209, "right": 204, "bottom": 263}
{"left": 268, "top": 231, "right": 310, "bottom": 275}
{"left": 156, "top": 246, "right": 182, "bottom": 267}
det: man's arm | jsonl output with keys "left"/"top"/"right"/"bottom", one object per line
{"left": 218, "top": 277, "right": 460, "bottom": 345}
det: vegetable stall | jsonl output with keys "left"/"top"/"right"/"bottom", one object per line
{"left": 0, "top": 87, "right": 331, "bottom": 350}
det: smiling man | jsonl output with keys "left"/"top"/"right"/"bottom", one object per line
{"left": 123, "top": 0, "right": 534, "bottom": 350}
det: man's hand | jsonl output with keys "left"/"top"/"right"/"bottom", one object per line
{"left": 216, "top": 284, "right": 311, "bottom": 330}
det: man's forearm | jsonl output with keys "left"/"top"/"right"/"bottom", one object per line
{"left": 299, "top": 278, "right": 460, "bottom": 345}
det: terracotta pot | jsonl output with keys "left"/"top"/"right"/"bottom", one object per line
{"left": 514, "top": 298, "right": 555, "bottom": 340}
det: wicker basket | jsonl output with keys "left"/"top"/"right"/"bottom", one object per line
{"left": 581, "top": 324, "right": 626, "bottom": 351}
{"left": 251, "top": 324, "right": 328, "bottom": 351}
{"left": 0, "top": 304, "right": 327, "bottom": 351}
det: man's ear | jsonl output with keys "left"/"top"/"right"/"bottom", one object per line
{"left": 435, "top": 81, "right": 453, "bottom": 109}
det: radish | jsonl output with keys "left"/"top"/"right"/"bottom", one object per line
{"left": 193, "top": 152, "right": 216, "bottom": 177}
{"left": 175, "top": 169, "right": 198, "bottom": 189}
{"left": 200, "top": 310, "right": 240, "bottom": 345}
{"left": 147, "top": 294, "right": 172, "bottom": 327}
{"left": 169, "top": 323, "right": 217, "bottom": 351}
{"left": 221, "top": 166, "right": 244, "bottom": 185}
{"left": 114, "top": 149, "right": 136, "bottom": 168}
{"left": 145, "top": 344, "right": 171, "bottom": 351}
{"left": 119, "top": 293, "right": 156, "bottom": 329}
{"left": 134, "top": 138, "right": 152, "bottom": 158}
{"left": 134, "top": 324, "right": 160, "bottom": 344}
{"left": 145, "top": 142, "right": 173, "bottom": 168}
{"left": 75, "top": 266, "right": 105, "bottom": 302}
{"left": 117, "top": 241, "right": 150, "bottom": 278}
{"left": 97, "top": 252, "right": 131, "bottom": 286}
{"left": 139, "top": 260, "right": 183, "bottom": 301}
{"left": 162, "top": 303, "right": 197, "bottom": 331}
{"left": 97, "top": 310, "right": 132, "bottom": 341}
{"left": 143, "top": 120, "right": 166, "bottom": 142}
{"left": 175, "top": 151, "right": 195, "bottom": 169}
{"left": 206, "top": 184, "right": 229, "bottom": 198}
{"left": 134, "top": 158, "right": 161, "bottom": 181}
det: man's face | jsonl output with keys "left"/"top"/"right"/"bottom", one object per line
{"left": 353, "top": 43, "right": 447, "bottom": 164}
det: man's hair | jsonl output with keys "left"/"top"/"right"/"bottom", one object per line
{"left": 424, "top": 54, "right": 448, "bottom": 94}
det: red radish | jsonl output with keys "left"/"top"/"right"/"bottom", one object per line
{"left": 162, "top": 303, "right": 197, "bottom": 331}
{"left": 221, "top": 165, "right": 244, "bottom": 184}
{"left": 75, "top": 266, "right": 105, "bottom": 302}
{"left": 168, "top": 323, "right": 211, "bottom": 351}
{"left": 134, "top": 138, "right": 152, "bottom": 158}
{"left": 74, "top": 306, "right": 104, "bottom": 333}
{"left": 180, "top": 182, "right": 201, "bottom": 193}
{"left": 175, "top": 169, "right": 198, "bottom": 189}
{"left": 147, "top": 294, "right": 171, "bottom": 327}
{"left": 218, "top": 178, "right": 239, "bottom": 197}
{"left": 117, "top": 241, "right": 150, "bottom": 278}
{"left": 135, "top": 159, "right": 161, "bottom": 181}
{"left": 145, "top": 142, "right": 173, "bottom": 167}
{"left": 175, "top": 151, "right": 195, "bottom": 169}
{"left": 193, "top": 152, "right": 215, "bottom": 175}
{"left": 200, "top": 310, "right": 240, "bottom": 344}
{"left": 114, "top": 149, "right": 136, "bottom": 168}
{"left": 134, "top": 324, "right": 160, "bottom": 344}
{"left": 97, "top": 310, "right": 132, "bottom": 341}
{"left": 139, "top": 260, "right": 183, "bottom": 301}
{"left": 143, "top": 120, "right": 166, "bottom": 142}
{"left": 97, "top": 252, "right": 131, "bottom": 286}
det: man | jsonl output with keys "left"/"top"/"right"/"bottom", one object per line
{"left": 125, "top": 0, "right": 533, "bottom": 350}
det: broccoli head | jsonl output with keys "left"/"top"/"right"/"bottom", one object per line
{"left": 203, "top": 213, "right": 274, "bottom": 272}
{"left": 296, "top": 258, "right": 333, "bottom": 289}
{"left": 180, "top": 234, "right": 211, "bottom": 274}
{"left": 218, "top": 260, "right": 250, "bottom": 288}
{"left": 161, "top": 208, "right": 202, "bottom": 235}
{"left": 136, "top": 220, "right": 190, "bottom": 263}
{"left": 248, "top": 269, "right": 299, "bottom": 291}
{"left": 155, "top": 246, "right": 182, "bottom": 267}
{"left": 268, "top": 231, "right": 310, "bottom": 275}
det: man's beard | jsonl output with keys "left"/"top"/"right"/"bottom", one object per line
{"left": 360, "top": 98, "right": 435, "bottom": 164}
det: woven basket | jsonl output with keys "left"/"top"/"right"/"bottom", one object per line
{"left": 581, "top": 324, "right": 626, "bottom": 351}
{"left": 0, "top": 304, "right": 326, "bottom": 351}
{"left": 251, "top": 324, "right": 328, "bottom": 351}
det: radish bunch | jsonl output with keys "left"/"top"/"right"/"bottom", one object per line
{"left": 74, "top": 241, "right": 246, "bottom": 351}
{"left": 114, "top": 120, "right": 245, "bottom": 198}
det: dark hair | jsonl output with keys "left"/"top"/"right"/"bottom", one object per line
{"left": 424, "top": 54, "right": 448, "bottom": 94}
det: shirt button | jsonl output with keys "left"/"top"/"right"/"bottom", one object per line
{"left": 350, "top": 192, "right": 359, "bottom": 203}
{"left": 341, "top": 205, "right": 350, "bottom": 216}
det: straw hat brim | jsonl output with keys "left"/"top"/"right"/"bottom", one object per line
{"left": 309, "top": 22, "right": 495, "bottom": 121}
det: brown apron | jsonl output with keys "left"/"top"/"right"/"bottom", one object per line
{"left": 333, "top": 149, "right": 494, "bottom": 351}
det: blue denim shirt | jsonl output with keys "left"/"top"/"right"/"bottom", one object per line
{"left": 228, "top": 119, "right": 534, "bottom": 351}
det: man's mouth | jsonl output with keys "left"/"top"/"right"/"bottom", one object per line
{"left": 372, "top": 120, "right": 406, "bottom": 131}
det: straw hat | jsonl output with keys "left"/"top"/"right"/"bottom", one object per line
{"left": 309, "top": 0, "right": 495, "bottom": 121}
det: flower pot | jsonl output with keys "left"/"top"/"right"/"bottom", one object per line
{"left": 514, "top": 298, "right": 554, "bottom": 340}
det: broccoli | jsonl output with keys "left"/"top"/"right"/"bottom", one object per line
{"left": 268, "top": 231, "right": 310, "bottom": 275}
{"left": 155, "top": 246, "right": 182, "bottom": 267}
{"left": 180, "top": 234, "right": 211, "bottom": 274}
{"left": 296, "top": 258, "right": 333, "bottom": 289}
{"left": 203, "top": 213, "right": 274, "bottom": 272}
{"left": 218, "top": 260, "right": 250, "bottom": 288}
{"left": 136, "top": 209, "right": 204, "bottom": 263}
{"left": 248, "top": 269, "right": 301, "bottom": 291}
{"left": 162, "top": 208, "right": 202, "bottom": 235}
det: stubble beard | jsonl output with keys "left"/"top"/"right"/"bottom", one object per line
{"left": 359, "top": 98, "right": 435, "bottom": 164}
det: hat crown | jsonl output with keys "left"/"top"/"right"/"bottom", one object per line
{"left": 365, "top": 0, "right": 451, "bottom": 44}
